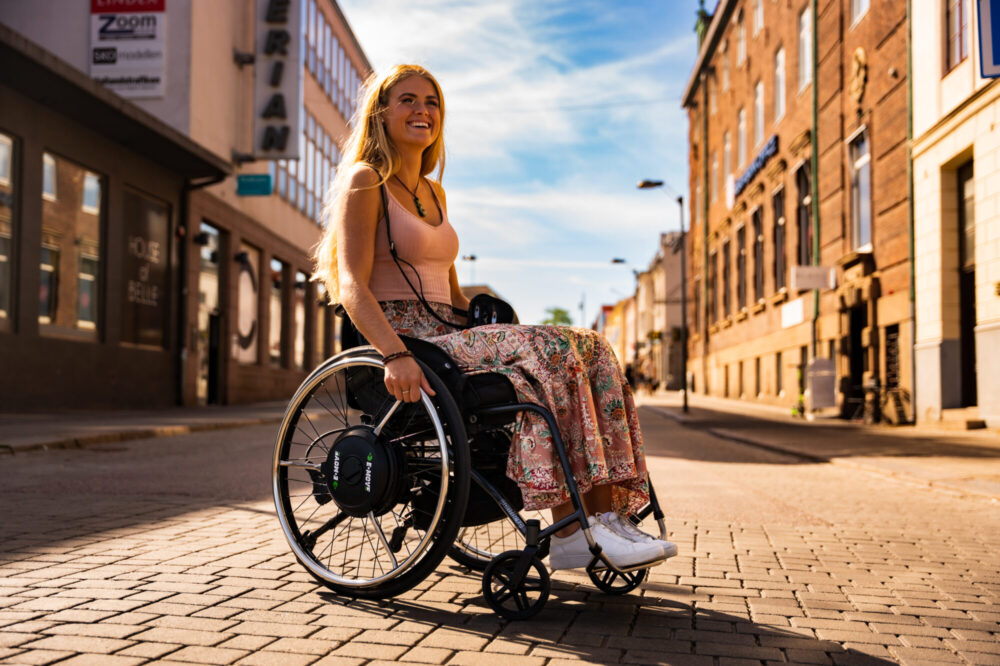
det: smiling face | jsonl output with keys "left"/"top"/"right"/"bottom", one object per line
{"left": 382, "top": 75, "right": 442, "bottom": 152}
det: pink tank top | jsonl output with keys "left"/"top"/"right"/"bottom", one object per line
{"left": 368, "top": 189, "right": 459, "bottom": 304}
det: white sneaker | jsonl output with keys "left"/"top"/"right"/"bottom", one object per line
{"left": 597, "top": 512, "right": 678, "bottom": 559}
{"left": 548, "top": 519, "right": 664, "bottom": 570}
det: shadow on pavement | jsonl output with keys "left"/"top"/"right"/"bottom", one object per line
{"left": 322, "top": 581, "right": 897, "bottom": 665}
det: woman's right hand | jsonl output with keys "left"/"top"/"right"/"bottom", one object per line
{"left": 383, "top": 356, "right": 436, "bottom": 403}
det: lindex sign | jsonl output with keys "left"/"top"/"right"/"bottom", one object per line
{"left": 253, "top": 0, "right": 301, "bottom": 160}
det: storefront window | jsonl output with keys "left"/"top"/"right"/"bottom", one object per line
{"left": 236, "top": 242, "right": 260, "bottom": 364}
{"left": 0, "top": 132, "right": 14, "bottom": 327}
{"left": 316, "top": 282, "right": 328, "bottom": 362}
{"left": 270, "top": 257, "right": 287, "bottom": 367}
{"left": 39, "top": 152, "right": 103, "bottom": 339}
{"left": 294, "top": 270, "right": 307, "bottom": 370}
{"left": 121, "top": 190, "right": 170, "bottom": 347}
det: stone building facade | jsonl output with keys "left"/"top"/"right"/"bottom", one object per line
{"left": 912, "top": 0, "right": 1000, "bottom": 428}
{"left": 683, "top": 0, "right": 912, "bottom": 421}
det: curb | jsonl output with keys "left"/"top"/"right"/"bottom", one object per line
{"left": 646, "top": 405, "right": 1000, "bottom": 502}
{"left": 2, "top": 417, "right": 284, "bottom": 455}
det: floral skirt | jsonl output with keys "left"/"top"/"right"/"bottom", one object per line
{"left": 379, "top": 300, "right": 650, "bottom": 514}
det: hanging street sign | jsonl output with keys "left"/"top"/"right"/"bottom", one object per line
{"left": 790, "top": 265, "right": 836, "bottom": 291}
{"left": 237, "top": 173, "right": 274, "bottom": 196}
{"left": 979, "top": 0, "right": 1000, "bottom": 78}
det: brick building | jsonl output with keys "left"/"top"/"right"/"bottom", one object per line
{"left": 683, "top": 0, "right": 912, "bottom": 421}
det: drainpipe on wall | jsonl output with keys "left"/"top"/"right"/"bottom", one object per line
{"left": 176, "top": 173, "right": 227, "bottom": 407}
{"left": 810, "top": 0, "right": 821, "bottom": 363}
{"left": 701, "top": 69, "right": 711, "bottom": 395}
{"left": 906, "top": 0, "right": 917, "bottom": 423}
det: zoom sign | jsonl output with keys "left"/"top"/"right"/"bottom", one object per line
{"left": 90, "top": 0, "right": 166, "bottom": 98}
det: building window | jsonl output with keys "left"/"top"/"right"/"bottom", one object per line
{"left": 736, "top": 11, "right": 746, "bottom": 65}
{"left": 776, "top": 350, "right": 783, "bottom": 395}
{"left": 946, "top": 0, "right": 969, "bottom": 71}
{"left": 737, "top": 108, "right": 747, "bottom": 166}
{"left": 39, "top": 153, "right": 103, "bottom": 338}
{"left": 773, "top": 188, "right": 787, "bottom": 291}
{"left": 753, "top": 0, "right": 763, "bottom": 35}
{"left": 798, "top": 7, "right": 813, "bottom": 90}
{"left": 696, "top": 184, "right": 703, "bottom": 224}
{"left": 737, "top": 225, "right": 747, "bottom": 310}
{"left": 270, "top": 258, "right": 287, "bottom": 367}
{"left": 82, "top": 172, "right": 101, "bottom": 214}
{"left": 753, "top": 81, "right": 764, "bottom": 147}
{"left": 722, "top": 239, "right": 731, "bottom": 317}
{"left": 721, "top": 42, "right": 731, "bottom": 91}
{"left": 709, "top": 250, "right": 718, "bottom": 323}
{"left": 42, "top": 153, "right": 57, "bottom": 201}
{"left": 294, "top": 270, "right": 308, "bottom": 371}
{"left": 316, "top": 282, "right": 329, "bottom": 360}
{"left": 0, "top": 132, "right": 15, "bottom": 326}
{"left": 709, "top": 75, "right": 717, "bottom": 115}
{"left": 711, "top": 152, "right": 719, "bottom": 203}
{"left": 723, "top": 131, "right": 731, "bottom": 180}
{"left": 236, "top": 243, "right": 260, "bottom": 365}
{"left": 851, "top": 0, "right": 870, "bottom": 25}
{"left": 752, "top": 207, "right": 764, "bottom": 302}
{"left": 849, "top": 131, "right": 872, "bottom": 250}
{"left": 754, "top": 356, "right": 761, "bottom": 396}
{"left": 693, "top": 275, "right": 701, "bottom": 334}
{"left": 774, "top": 48, "right": 786, "bottom": 122}
{"left": 796, "top": 164, "right": 813, "bottom": 267}
{"left": 39, "top": 245, "right": 58, "bottom": 324}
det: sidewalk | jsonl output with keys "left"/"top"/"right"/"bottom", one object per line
{"left": 638, "top": 390, "right": 1000, "bottom": 502}
{"left": 0, "top": 401, "right": 288, "bottom": 454}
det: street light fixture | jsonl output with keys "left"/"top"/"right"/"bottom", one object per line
{"left": 637, "top": 179, "right": 689, "bottom": 414}
{"left": 461, "top": 254, "right": 477, "bottom": 284}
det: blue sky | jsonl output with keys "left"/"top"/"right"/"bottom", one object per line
{"left": 338, "top": 0, "right": 702, "bottom": 325}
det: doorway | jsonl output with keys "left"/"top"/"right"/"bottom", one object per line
{"left": 196, "top": 222, "right": 224, "bottom": 405}
{"left": 957, "top": 161, "right": 977, "bottom": 406}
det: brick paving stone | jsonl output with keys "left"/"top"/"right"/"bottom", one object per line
{"left": 49, "top": 655, "right": 145, "bottom": 666}
{"left": 784, "top": 648, "right": 835, "bottom": 664}
{"left": 0, "top": 633, "right": 37, "bottom": 649}
{"left": 20, "top": 635, "right": 134, "bottom": 654}
{"left": 353, "top": 629, "right": 424, "bottom": 646}
{"left": 813, "top": 629, "right": 902, "bottom": 645}
{"left": 9, "top": 598, "right": 82, "bottom": 612}
{"left": 398, "top": 646, "right": 453, "bottom": 663}
{"left": 115, "top": 641, "right": 183, "bottom": 659}
{"left": 216, "top": 635, "right": 277, "bottom": 651}
{"left": 622, "top": 651, "right": 712, "bottom": 665}
{"left": 99, "top": 611, "right": 160, "bottom": 625}
{"left": 259, "top": 636, "right": 340, "bottom": 655}
{"left": 0, "top": 649, "right": 74, "bottom": 665}
{"left": 148, "top": 615, "right": 239, "bottom": 633}
{"left": 234, "top": 652, "right": 317, "bottom": 666}
{"left": 309, "top": 657, "right": 365, "bottom": 666}
{"left": 331, "top": 641, "right": 407, "bottom": 661}
{"left": 227, "top": 621, "right": 318, "bottom": 638}
{"left": 888, "top": 646, "right": 965, "bottom": 663}
{"left": 869, "top": 623, "right": 951, "bottom": 637}
{"left": 692, "top": 642, "right": 784, "bottom": 660}
{"left": 128, "top": 626, "right": 230, "bottom": 646}
{"left": 164, "top": 645, "right": 250, "bottom": 665}
{"left": 417, "top": 629, "right": 490, "bottom": 651}
{"left": 447, "top": 651, "right": 546, "bottom": 666}
{"left": 40, "top": 622, "right": 143, "bottom": 639}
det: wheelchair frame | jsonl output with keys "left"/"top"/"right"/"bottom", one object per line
{"left": 272, "top": 338, "right": 669, "bottom": 619}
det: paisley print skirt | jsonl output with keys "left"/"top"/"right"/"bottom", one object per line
{"left": 378, "top": 299, "right": 650, "bottom": 514}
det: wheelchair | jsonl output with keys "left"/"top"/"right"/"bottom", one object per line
{"left": 271, "top": 332, "right": 670, "bottom": 620}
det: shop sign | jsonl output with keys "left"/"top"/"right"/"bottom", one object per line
{"left": 90, "top": 0, "right": 166, "bottom": 99}
{"left": 734, "top": 134, "right": 778, "bottom": 198}
{"left": 237, "top": 174, "right": 274, "bottom": 196}
{"left": 121, "top": 190, "right": 169, "bottom": 347}
{"left": 979, "top": 0, "right": 1000, "bottom": 77}
{"left": 253, "top": 0, "right": 302, "bottom": 160}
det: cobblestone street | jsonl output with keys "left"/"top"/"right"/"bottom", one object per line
{"left": 1, "top": 406, "right": 999, "bottom": 665}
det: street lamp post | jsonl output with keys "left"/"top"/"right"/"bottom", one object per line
{"left": 638, "top": 179, "right": 689, "bottom": 413}
{"left": 461, "top": 254, "right": 477, "bottom": 285}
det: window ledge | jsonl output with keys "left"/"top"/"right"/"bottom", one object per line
{"left": 751, "top": 300, "right": 766, "bottom": 315}
{"left": 720, "top": 317, "right": 734, "bottom": 329}
{"left": 769, "top": 289, "right": 789, "bottom": 305}
{"left": 708, "top": 323, "right": 720, "bottom": 335}
{"left": 735, "top": 309, "right": 748, "bottom": 322}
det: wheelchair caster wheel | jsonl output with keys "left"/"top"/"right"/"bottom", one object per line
{"left": 482, "top": 550, "right": 550, "bottom": 620}
{"left": 589, "top": 566, "right": 648, "bottom": 595}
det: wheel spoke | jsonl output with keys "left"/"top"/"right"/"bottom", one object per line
{"left": 279, "top": 460, "right": 323, "bottom": 472}
{"left": 373, "top": 399, "right": 403, "bottom": 436}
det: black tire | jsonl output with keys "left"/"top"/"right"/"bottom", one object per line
{"left": 272, "top": 353, "right": 470, "bottom": 599}
{"left": 482, "top": 550, "right": 550, "bottom": 620}
{"left": 589, "top": 566, "right": 648, "bottom": 595}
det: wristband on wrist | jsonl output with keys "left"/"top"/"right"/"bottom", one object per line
{"left": 382, "top": 350, "right": 414, "bottom": 365}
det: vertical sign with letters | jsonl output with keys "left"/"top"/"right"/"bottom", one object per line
{"left": 253, "top": 0, "right": 302, "bottom": 160}
{"left": 121, "top": 190, "right": 170, "bottom": 347}
{"left": 90, "top": 0, "right": 166, "bottom": 98}
{"left": 979, "top": 0, "right": 1000, "bottom": 77}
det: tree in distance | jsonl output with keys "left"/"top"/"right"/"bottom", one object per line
{"left": 540, "top": 307, "right": 573, "bottom": 326}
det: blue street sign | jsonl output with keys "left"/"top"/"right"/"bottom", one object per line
{"left": 236, "top": 173, "right": 273, "bottom": 196}
{"left": 979, "top": 0, "right": 1000, "bottom": 78}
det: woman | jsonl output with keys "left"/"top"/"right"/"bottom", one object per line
{"left": 314, "top": 65, "right": 676, "bottom": 570}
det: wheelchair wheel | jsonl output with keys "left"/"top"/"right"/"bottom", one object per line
{"left": 448, "top": 510, "right": 551, "bottom": 572}
{"left": 482, "top": 550, "right": 550, "bottom": 620}
{"left": 589, "top": 566, "right": 648, "bottom": 595}
{"left": 272, "top": 352, "right": 470, "bottom": 599}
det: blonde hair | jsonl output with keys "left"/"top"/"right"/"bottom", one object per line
{"left": 313, "top": 64, "right": 446, "bottom": 303}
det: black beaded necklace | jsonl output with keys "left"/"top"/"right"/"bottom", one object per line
{"left": 393, "top": 174, "right": 427, "bottom": 218}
